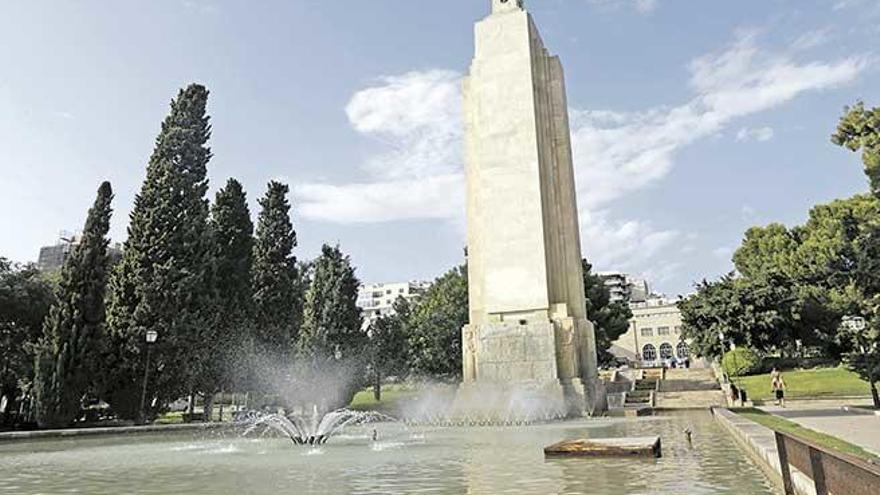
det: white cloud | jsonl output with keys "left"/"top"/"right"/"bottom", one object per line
{"left": 296, "top": 30, "right": 870, "bottom": 286}
{"left": 573, "top": 30, "right": 866, "bottom": 208}
{"left": 297, "top": 174, "right": 463, "bottom": 223}
{"left": 735, "top": 126, "right": 774, "bottom": 142}
{"left": 580, "top": 210, "right": 680, "bottom": 272}
{"left": 635, "top": 0, "right": 658, "bottom": 14}
{"left": 295, "top": 70, "right": 462, "bottom": 223}
{"left": 792, "top": 28, "right": 833, "bottom": 51}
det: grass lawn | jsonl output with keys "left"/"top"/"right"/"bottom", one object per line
{"left": 349, "top": 383, "right": 456, "bottom": 416}
{"left": 734, "top": 408, "right": 878, "bottom": 462}
{"left": 155, "top": 407, "right": 235, "bottom": 424}
{"left": 349, "top": 384, "right": 419, "bottom": 414}
{"left": 733, "top": 366, "right": 871, "bottom": 401}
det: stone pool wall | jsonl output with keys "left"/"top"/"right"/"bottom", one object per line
{"left": 712, "top": 407, "right": 817, "bottom": 495}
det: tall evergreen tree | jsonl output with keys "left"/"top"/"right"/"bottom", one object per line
{"left": 297, "top": 244, "right": 364, "bottom": 408}
{"left": 251, "top": 181, "right": 300, "bottom": 359}
{"left": 581, "top": 260, "right": 633, "bottom": 366}
{"left": 199, "top": 178, "right": 254, "bottom": 416}
{"left": 103, "top": 84, "right": 213, "bottom": 421}
{"left": 33, "top": 182, "right": 114, "bottom": 428}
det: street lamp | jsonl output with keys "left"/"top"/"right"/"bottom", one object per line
{"left": 138, "top": 330, "right": 158, "bottom": 424}
{"left": 842, "top": 316, "right": 867, "bottom": 332}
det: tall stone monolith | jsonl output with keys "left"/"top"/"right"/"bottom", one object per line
{"left": 458, "top": 0, "right": 605, "bottom": 417}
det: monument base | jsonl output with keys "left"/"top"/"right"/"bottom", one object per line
{"left": 460, "top": 319, "right": 607, "bottom": 419}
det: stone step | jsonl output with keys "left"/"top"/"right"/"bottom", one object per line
{"left": 654, "top": 390, "right": 725, "bottom": 409}
{"left": 657, "top": 379, "right": 721, "bottom": 392}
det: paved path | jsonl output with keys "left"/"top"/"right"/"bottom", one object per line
{"left": 759, "top": 401, "right": 880, "bottom": 456}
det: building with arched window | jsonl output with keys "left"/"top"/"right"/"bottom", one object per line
{"left": 677, "top": 341, "right": 690, "bottom": 359}
{"left": 607, "top": 296, "right": 706, "bottom": 368}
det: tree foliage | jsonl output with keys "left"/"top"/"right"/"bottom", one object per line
{"left": 407, "top": 265, "right": 468, "bottom": 380}
{"left": 34, "top": 182, "right": 114, "bottom": 428}
{"left": 582, "top": 259, "right": 632, "bottom": 366}
{"left": 200, "top": 178, "right": 254, "bottom": 411}
{"left": 0, "top": 260, "right": 56, "bottom": 415}
{"left": 832, "top": 101, "right": 880, "bottom": 407}
{"left": 252, "top": 181, "right": 299, "bottom": 359}
{"left": 367, "top": 298, "right": 411, "bottom": 400}
{"left": 296, "top": 244, "right": 364, "bottom": 408}
{"left": 833, "top": 101, "right": 880, "bottom": 198}
{"left": 721, "top": 347, "right": 760, "bottom": 377}
{"left": 103, "top": 84, "right": 214, "bottom": 420}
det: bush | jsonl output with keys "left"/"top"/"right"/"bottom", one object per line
{"left": 722, "top": 347, "right": 760, "bottom": 377}
{"left": 755, "top": 356, "right": 839, "bottom": 374}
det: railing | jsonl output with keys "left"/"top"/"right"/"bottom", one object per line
{"left": 774, "top": 430, "right": 880, "bottom": 495}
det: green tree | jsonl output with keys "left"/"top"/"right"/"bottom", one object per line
{"left": 297, "top": 244, "right": 364, "bottom": 409}
{"left": 33, "top": 182, "right": 114, "bottom": 428}
{"left": 103, "top": 84, "right": 214, "bottom": 421}
{"left": 367, "top": 298, "right": 411, "bottom": 401}
{"left": 200, "top": 178, "right": 254, "bottom": 418}
{"left": 832, "top": 101, "right": 880, "bottom": 198}
{"left": 679, "top": 273, "right": 802, "bottom": 358}
{"left": 251, "top": 181, "right": 300, "bottom": 359}
{"left": 0, "top": 260, "right": 56, "bottom": 422}
{"left": 581, "top": 260, "right": 632, "bottom": 366}
{"left": 721, "top": 347, "right": 760, "bottom": 377}
{"left": 733, "top": 224, "right": 798, "bottom": 280}
{"left": 832, "top": 101, "right": 880, "bottom": 407}
{"left": 407, "top": 265, "right": 468, "bottom": 380}
{"left": 839, "top": 318, "right": 880, "bottom": 408}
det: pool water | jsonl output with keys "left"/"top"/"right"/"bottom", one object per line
{"left": 0, "top": 411, "right": 777, "bottom": 494}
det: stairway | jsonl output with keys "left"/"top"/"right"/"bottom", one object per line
{"left": 624, "top": 377, "right": 657, "bottom": 408}
{"left": 654, "top": 368, "right": 724, "bottom": 409}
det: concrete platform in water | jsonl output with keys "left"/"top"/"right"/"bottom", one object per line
{"left": 544, "top": 436, "right": 662, "bottom": 458}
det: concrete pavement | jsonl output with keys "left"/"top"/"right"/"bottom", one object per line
{"left": 759, "top": 401, "right": 880, "bottom": 456}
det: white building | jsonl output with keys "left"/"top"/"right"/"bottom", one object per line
{"left": 598, "top": 272, "right": 650, "bottom": 303}
{"left": 357, "top": 281, "right": 430, "bottom": 324}
{"left": 37, "top": 232, "right": 122, "bottom": 272}
{"left": 609, "top": 296, "right": 701, "bottom": 368}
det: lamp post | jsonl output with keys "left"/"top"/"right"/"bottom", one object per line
{"left": 138, "top": 329, "right": 158, "bottom": 425}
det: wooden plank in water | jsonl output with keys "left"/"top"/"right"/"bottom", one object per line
{"left": 544, "top": 436, "right": 662, "bottom": 458}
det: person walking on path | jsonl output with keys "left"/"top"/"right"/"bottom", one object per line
{"left": 771, "top": 369, "right": 786, "bottom": 407}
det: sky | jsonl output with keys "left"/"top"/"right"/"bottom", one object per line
{"left": 1, "top": 0, "right": 878, "bottom": 296}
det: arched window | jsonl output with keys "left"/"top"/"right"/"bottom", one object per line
{"left": 642, "top": 344, "right": 656, "bottom": 361}
{"left": 659, "top": 343, "right": 674, "bottom": 360}
{"left": 677, "top": 341, "right": 690, "bottom": 359}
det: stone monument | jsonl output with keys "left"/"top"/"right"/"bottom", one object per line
{"left": 458, "top": 0, "right": 604, "bottom": 417}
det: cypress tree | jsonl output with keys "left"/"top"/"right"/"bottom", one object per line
{"left": 34, "top": 181, "right": 114, "bottom": 428}
{"left": 251, "top": 181, "right": 300, "bottom": 359}
{"left": 201, "top": 178, "right": 254, "bottom": 413}
{"left": 297, "top": 244, "right": 365, "bottom": 408}
{"left": 103, "top": 84, "right": 213, "bottom": 420}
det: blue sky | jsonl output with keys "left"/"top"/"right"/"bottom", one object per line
{"left": 1, "top": 0, "right": 878, "bottom": 296}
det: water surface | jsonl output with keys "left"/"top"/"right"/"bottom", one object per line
{"left": 0, "top": 411, "right": 777, "bottom": 494}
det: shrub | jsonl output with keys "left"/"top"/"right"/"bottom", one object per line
{"left": 722, "top": 347, "right": 760, "bottom": 377}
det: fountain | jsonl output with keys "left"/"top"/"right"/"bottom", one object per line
{"left": 236, "top": 407, "right": 396, "bottom": 445}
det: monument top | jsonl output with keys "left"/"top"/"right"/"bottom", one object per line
{"left": 492, "top": 0, "right": 524, "bottom": 14}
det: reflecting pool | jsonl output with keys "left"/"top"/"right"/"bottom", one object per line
{"left": 0, "top": 411, "right": 776, "bottom": 494}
